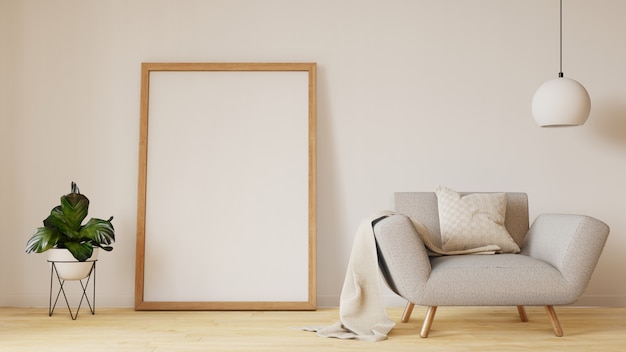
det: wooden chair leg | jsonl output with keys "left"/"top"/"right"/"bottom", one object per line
{"left": 517, "top": 305, "right": 529, "bottom": 322}
{"left": 420, "top": 306, "right": 437, "bottom": 338}
{"left": 401, "top": 302, "right": 415, "bottom": 323}
{"left": 545, "top": 305, "right": 564, "bottom": 337}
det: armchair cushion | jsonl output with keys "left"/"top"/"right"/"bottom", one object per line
{"left": 420, "top": 254, "right": 572, "bottom": 306}
{"left": 436, "top": 186, "right": 520, "bottom": 254}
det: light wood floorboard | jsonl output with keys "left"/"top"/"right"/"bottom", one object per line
{"left": 1, "top": 306, "right": 625, "bottom": 351}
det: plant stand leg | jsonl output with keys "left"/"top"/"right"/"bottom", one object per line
{"left": 78, "top": 262, "right": 96, "bottom": 315}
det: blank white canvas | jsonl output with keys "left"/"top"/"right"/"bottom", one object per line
{"left": 143, "top": 71, "right": 310, "bottom": 302}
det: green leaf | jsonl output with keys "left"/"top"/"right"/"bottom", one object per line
{"left": 60, "top": 192, "right": 89, "bottom": 233}
{"left": 43, "top": 206, "right": 75, "bottom": 238}
{"left": 25, "top": 227, "right": 61, "bottom": 253}
{"left": 64, "top": 242, "right": 94, "bottom": 262}
{"left": 80, "top": 217, "right": 115, "bottom": 245}
{"left": 92, "top": 243, "right": 114, "bottom": 252}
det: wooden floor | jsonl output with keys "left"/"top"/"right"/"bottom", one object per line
{"left": 1, "top": 306, "right": 625, "bottom": 351}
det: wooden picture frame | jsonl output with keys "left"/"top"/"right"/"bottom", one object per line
{"left": 135, "top": 63, "right": 316, "bottom": 310}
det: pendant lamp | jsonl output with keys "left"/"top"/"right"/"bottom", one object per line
{"left": 531, "top": 0, "right": 590, "bottom": 127}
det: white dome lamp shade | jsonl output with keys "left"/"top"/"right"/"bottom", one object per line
{"left": 532, "top": 74, "right": 591, "bottom": 127}
{"left": 531, "top": 0, "right": 591, "bottom": 127}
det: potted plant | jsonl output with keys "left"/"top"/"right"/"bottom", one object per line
{"left": 25, "top": 182, "right": 115, "bottom": 280}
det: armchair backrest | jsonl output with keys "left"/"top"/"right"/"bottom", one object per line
{"left": 393, "top": 192, "right": 530, "bottom": 249}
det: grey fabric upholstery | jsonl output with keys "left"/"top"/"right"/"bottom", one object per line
{"left": 374, "top": 192, "right": 610, "bottom": 307}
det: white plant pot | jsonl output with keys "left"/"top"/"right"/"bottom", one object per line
{"left": 47, "top": 248, "right": 98, "bottom": 281}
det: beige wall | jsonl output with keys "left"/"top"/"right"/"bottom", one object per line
{"left": 1, "top": 0, "right": 625, "bottom": 307}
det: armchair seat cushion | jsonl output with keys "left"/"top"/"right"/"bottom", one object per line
{"left": 419, "top": 254, "right": 573, "bottom": 306}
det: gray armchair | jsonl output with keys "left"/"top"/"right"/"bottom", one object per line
{"left": 373, "top": 192, "right": 609, "bottom": 337}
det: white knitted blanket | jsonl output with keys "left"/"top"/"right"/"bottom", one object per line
{"left": 308, "top": 211, "right": 397, "bottom": 341}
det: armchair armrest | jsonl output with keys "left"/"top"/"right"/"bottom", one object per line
{"left": 373, "top": 214, "right": 431, "bottom": 301}
{"left": 521, "top": 214, "right": 609, "bottom": 297}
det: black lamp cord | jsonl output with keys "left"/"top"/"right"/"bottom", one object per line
{"left": 559, "top": 0, "right": 563, "bottom": 78}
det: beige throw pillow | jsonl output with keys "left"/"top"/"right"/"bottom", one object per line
{"left": 435, "top": 186, "right": 520, "bottom": 254}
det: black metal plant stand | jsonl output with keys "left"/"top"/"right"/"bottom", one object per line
{"left": 48, "top": 259, "right": 97, "bottom": 320}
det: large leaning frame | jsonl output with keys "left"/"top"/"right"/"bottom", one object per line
{"left": 135, "top": 63, "right": 316, "bottom": 310}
